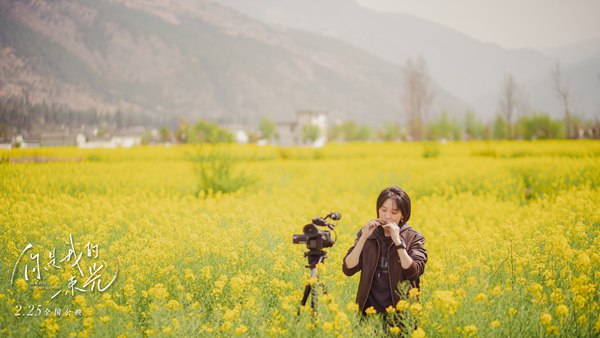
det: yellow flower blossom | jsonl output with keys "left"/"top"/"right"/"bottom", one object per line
{"left": 346, "top": 302, "right": 358, "bottom": 313}
{"left": 474, "top": 293, "right": 487, "bottom": 302}
{"left": 365, "top": 306, "right": 377, "bottom": 315}
{"left": 148, "top": 283, "right": 169, "bottom": 300}
{"left": 409, "top": 288, "right": 421, "bottom": 299}
{"left": 235, "top": 325, "right": 248, "bottom": 335}
{"left": 412, "top": 327, "right": 426, "bottom": 338}
{"left": 2, "top": 141, "right": 598, "bottom": 337}
{"left": 166, "top": 299, "right": 181, "bottom": 310}
{"left": 396, "top": 300, "right": 409, "bottom": 311}
{"left": 540, "top": 313, "right": 552, "bottom": 325}
{"left": 462, "top": 324, "right": 477, "bottom": 337}
{"left": 546, "top": 325, "right": 559, "bottom": 336}
{"left": 555, "top": 304, "right": 569, "bottom": 318}
{"left": 15, "top": 279, "right": 27, "bottom": 292}
{"left": 410, "top": 303, "right": 423, "bottom": 315}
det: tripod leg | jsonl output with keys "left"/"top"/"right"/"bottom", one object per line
{"left": 300, "top": 283, "right": 311, "bottom": 307}
{"left": 311, "top": 281, "right": 317, "bottom": 311}
{"left": 297, "top": 283, "right": 312, "bottom": 316}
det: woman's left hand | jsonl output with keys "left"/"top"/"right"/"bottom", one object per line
{"left": 381, "top": 222, "right": 402, "bottom": 244}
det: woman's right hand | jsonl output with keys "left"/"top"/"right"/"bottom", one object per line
{"left": 361, "top": 219, "right": 381, "bottom": 239}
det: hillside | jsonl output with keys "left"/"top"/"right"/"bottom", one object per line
{"left": 214, "top": 0, "right": 599, "bottom": 120}
{"left": 0, "top": 0, "right": 467, "bottom": 128}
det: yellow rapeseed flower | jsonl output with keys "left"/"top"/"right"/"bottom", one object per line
{"left": 15, "top": 278, "right": 27, "bottom": 292}
{"left": 490, "top": 320, "right": 501, "bottom": 328}
{"left": 555, "top": 304, "right": 569, "bottom": 318}
{"left": 235, "top": 325, "right": 248, "bottom": 335}
{"left": 166, "top": 300, "right": 181, "bottom": 311}
{"left": 412, "top": 327, "right": 426, "bottom": 338}
{"left": 396, "top": 300, "right": 409, "bottom": 311}
{"left": 409, "top": 288, "right": 421, "bottom": 299}
{"left": 148, "top": 283, "right": 169, "bottom": 300}
{"left": 365, "top": 306, "right": 377, "bottom": 315}
{"left": 462, "top": 324, "right": 477, "bottom": 337}
{"left": 474, "top": 293, "right": 487, "bottom": 302}
{"left": 546, "top": 325, "right": 559, "bottom": 336}
{"left": 123, "top": 284, "right": 136, "bottom": 299}
{"left": 346, "top": 302, "right": 358, "bottom": 313}
{"left": 220, "top": 321, "right": 232, "bottom": 332}
{"left": 389, "top": 326, "right": 401, "bottom": 335}
{"left": 540, "top": 313, "right": 552, "bottom": 325}
{"left": 410, "top": 303, "right": 423, "bottom": 315}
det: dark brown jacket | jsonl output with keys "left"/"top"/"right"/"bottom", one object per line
{"left": 342, "top": 224, "right": 427, "bottom": 312}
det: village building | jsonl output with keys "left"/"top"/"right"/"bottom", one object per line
{"left": 275, "top": 110, "right": 328, "bottom": 147}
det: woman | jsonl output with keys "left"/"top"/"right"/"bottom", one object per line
{"left": 342, "top": 186, "right": 427, "bottom": 315}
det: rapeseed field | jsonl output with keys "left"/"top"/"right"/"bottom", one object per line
{"left": 1, "top": 141, "right": 598, "bottom": 337}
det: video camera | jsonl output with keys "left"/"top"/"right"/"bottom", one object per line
{"left": 292, "top": 212, "right": 340, "bottom": 268}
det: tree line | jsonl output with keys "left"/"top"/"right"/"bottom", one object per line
{"left": 399, "top": 57, "right": 599, "bottom": 141}
{"left": 0, "top": 97, "right": 174, "bottom": 141}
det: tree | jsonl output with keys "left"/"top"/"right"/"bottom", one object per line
{"left": 377, "top": 123, "right": 404, "bottom": 142}
{"left": 258, "top": 117, "right": 276, "bottom": 142}
{"left": 186, "top": 120, "right": 234, "bottom": 144}
{"left": 427, "top": 111, "right": 461, "bottom": 141}
{"left": 498, "top": 73, "right": 525, "bottom": 139}
{"left": 464, "top": 111, "right": 485, "bottom": 140}
{"left": 492, "top": 114, "right": 508, "bottom": 140}
{"left": 518, "top": 113, "right": 564, "bottom": 140}
{"left": 159, "top": 127, "right": 172, "bottom": 143}
{"left": 552, "top": 62, "right": 573, "bottom": 138}
{"left": 177, "top": 118, "right": 188, "bottom": 143}
{"left": 302, "top": 123, "right": 320, "bottom": 144}
{"left": 329, "top": 121, "right": 371, "bottom": 142}
{"left": 404, "top": 56, "right": 433, "bottom": 141}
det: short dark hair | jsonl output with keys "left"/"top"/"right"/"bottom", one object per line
{"left": 376, "top": 186, "right": 411, "bottom": 225}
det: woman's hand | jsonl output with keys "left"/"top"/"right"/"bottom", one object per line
{"left": 360, "top": 219, "right": 381, "bottom": 240}
{"left": 381, "top": 221, "right": 402, "bottom": 244}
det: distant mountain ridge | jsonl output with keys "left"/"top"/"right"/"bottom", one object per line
{"left": 0, "top": 0, "right": 468, "bottom": 127}
{"left": 214, "top": 0, "right": 599, "bottom": 120}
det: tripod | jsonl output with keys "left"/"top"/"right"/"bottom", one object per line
{"left": 298, "top": 249, "right": 329, "bottom": 314}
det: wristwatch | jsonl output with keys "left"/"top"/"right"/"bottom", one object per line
{"left": 395, "top": 241, "right": 406, "bottom": 250}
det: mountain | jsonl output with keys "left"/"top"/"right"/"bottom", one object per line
{"left": 213, "top": 0, "right": 599, "bottom": 120}
{"left": 540, "top": 38, "right": 600, "bottom": 65}
{"left": 472, "top": 54, "right": 600, "bottom": 120}
{"left": 525, "top": 57, "right": 600, "bottom": 118}
{"left": 0, "top": 0, "right": 467, "bottom": 128}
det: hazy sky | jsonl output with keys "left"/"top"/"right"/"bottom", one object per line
{"left": 355, "top": 0, "right": 600, "bottom": 49}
